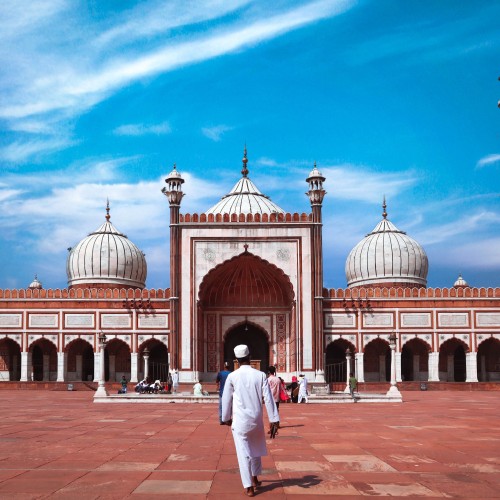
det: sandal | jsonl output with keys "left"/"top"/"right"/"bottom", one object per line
{"left": 245, "top": 486, "right": 255, "bottom": 497}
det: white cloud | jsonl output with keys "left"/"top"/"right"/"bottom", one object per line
{"left": 113, "top": 122, "right": 172, "bottom": 136}
{"left": 0, "top": 137, "right": 76, "bottom": 163}
{"left": 476, "top": 154, "right": 500, "bottom": 169}
{"left": 201, "top": 125, "right": 232, "bottom": 142}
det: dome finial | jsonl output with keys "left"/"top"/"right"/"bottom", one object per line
{"left": 241, "top": 144, "right": 249, "bottom": 177}
{"left": 105, "top": 199, "right": 110, "bottom": 221}
{"left": 382, "top": 196, "right": 387, "bottom": 219}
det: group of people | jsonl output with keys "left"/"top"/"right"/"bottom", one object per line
{"left": 134, "top": 377, "right": 165, "bottom": 394}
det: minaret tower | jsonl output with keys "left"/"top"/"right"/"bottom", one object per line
{"left": 162, "top": 164, "right": 185, "bottom": 371}
{"left": 306, "top": 162, "right": 326, "bottom": 382}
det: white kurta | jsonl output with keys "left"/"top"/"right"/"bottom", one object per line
{"left": 298, "top": 376, "right": 308, "bottom": 400}
{"left": 221, "top": 365, "right": 279, "bottom": 458}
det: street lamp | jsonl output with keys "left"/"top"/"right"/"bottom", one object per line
{"left": 94, "top": 331, "right": 108, "bottom": 398}
{"left": 387, "top": 332, "right": 401, "bottom": 398}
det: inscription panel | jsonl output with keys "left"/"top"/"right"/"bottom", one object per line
{"left": 101, "top": 314, "right": 131, "bottom": 328}
{"left": 29, "top": 314, "right": 57, "bottom": 328}
{"left": 363, "top": 313, "right": 393, "bottom": 327}
{"left": 65, "top": 314, "right": 94, "bottom": 328}
{"left": 0, "top": 314, "right": 22, "bottom": 328}
{"left": 138, "top": 314, "right": 168, "bottom": 328}
{"left": 325, "top": 313, "right": 356, "bottom": 328}
{"left": 438, "top": 313, "right": 468, "bottom": 327}
{"left": 476, "top": 313, "right": 500, "bottom": 327}
{"left": 401, "top": 313, "right": 431, "bottom": 328}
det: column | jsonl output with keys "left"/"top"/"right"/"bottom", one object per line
{"left": 94, "top": 336, "right": 108, "bottom": 398}
{"left": 355, "top": 352, "right": 364, "bottom": 383}
{"left": 379, "top": 355, "right": 386, "bottom": 381}
{"left": 56, "top": 352, "right": 65, "bottom": 382}
{"left": 344, "top": 349, "right": 352, "bottom": 393}
{"left": 93, "top": 352, "right": 100, "bottom": 382}
{"left": 465, "top": 351, "right": 478, "bottom": 382}
{"left": 428, "top": 352, "right": 439, "bottom": 381}
{"left": 130, "top": 353, "right": 138, "bottom": 383}
{"left": 143, "top": 349, "right": 150, "bottom": 380}
{"left": 387, "top": 335, "right": 401, "bottom": 397}
{"left": 20, "top": 352, "right": 29, "bottom": 381}
{"left": 395, "top": 352, "right": 402, "bottom": 382}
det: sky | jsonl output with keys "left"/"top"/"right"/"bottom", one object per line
{"left": 1, "top": 0, "right": 499, "bottom": 291}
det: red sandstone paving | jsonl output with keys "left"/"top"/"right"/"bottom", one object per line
{"left": 0, "top": 392, "right": 498, "bottom": 498}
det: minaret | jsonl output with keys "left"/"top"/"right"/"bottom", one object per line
{"left": 162, "top": 164, "right": 185, "bottom": 371}
{"left": 306, "top": 162, "right": 326, "bottom": 382}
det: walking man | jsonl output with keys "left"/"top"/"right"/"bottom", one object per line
{"left": 222, "top": 345, "right": 279, "bottom": 497}
{"left": 216, "top": 361, "right": 231, "bottom": 424}
{"left": 298, "top": 373, "right": 309, "bottom": 403}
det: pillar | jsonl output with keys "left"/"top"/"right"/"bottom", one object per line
{"left": 130, "top": 353, "right": 138, "bottom": 383}
{"left": 56, "top": 352, "right": 65, "bottom": 382}
{"left": 379, "top": 354, "right": 386, "bottom": 381}
{"left": 93, "top": 352, "right": 100, "bottom": 382}
{"left": 109, "top": 355, "right": 116, "bottom": 382}
{"left": 428, "top": 352, "right": 439, "bottom": 381}
{"left": 465, "top": 352, "right": 478, "bottom": 382}
{"left": 143, "top": 351, "right": 150, "bottom": 380}
{"left": 94, "top": 340, "right": 108, "bottom": 398}
{"left": 387, "top": 337, "right": 401, "bottom": 397}
{"left": 20, "top": 352, "right": 29, "bottom": 382}
{"left": 344, "top": 349, "right": 352, "bottom": 393}
{"left": 413, "top": 354, "right": 420, "bottom": 381}
{"left": 396, "top": 352, "right": 402, "bottom": 382}
{"left": 355, "top": 352, "right": 364, "bottom": 383}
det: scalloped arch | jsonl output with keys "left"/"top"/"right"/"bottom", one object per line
{"left": 198, "top": 251, "right": 295, "bottom": 308}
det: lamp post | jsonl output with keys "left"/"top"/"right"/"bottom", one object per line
{"left": 143, "top": 347, "right": 150, "bottom": 381}
{"left": 94, "top": 331, "right": 108, "bottom": 398}
{"left": 344, "top": 348, "right": 352, "bottom": 394}
{"left": 386, "top": 332, "right": 401, "bottom": 397}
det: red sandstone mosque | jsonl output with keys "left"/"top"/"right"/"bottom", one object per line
{"left": 0, "top": 149, "right": 499, "bottom": 387}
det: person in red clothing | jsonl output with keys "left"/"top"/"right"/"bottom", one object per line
{"left": 267, "top": 366, "right": 281, "bottom": 413}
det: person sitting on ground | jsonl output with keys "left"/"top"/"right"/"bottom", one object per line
{"left": 193, "top": 380, "right": 204, "bottom": 396}
{"left": 120, "top": 375, "right": 127, "bottom": 394}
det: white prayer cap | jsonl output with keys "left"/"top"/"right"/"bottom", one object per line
{"left": 234, "top": 344, "right": 250, "bottom": 358}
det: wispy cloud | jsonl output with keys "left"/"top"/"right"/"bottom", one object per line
{"left": 0, "top": 137, "right": 76, "bottom": 163}
{"left": 202, "top": 125, "right": 232, "bottom": 142}
{"left": 476, "top": 154, "right": 500, "bottom": 169}
{"left": 113, "top": 122, "right": 171, "bottom": 136}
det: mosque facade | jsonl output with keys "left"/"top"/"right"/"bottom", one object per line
{"left": 0, "top": 150, "right": 499, "bottom": 386}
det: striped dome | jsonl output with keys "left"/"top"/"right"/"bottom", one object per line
{"left": 205, "top": 148, "right": 284, "bottom": 216}
{"left": 345, "top": 202, "right": 428, "bottom": 288}
{"left": 66, "top": 204, "right": 147, "bottom": 289}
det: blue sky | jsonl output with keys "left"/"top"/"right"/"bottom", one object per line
{"left": 1, "top": 0, "right": 499, "bottom": 290}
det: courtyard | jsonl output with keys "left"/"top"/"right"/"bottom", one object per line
{"left": 0, "top": 391, "right": 498, "bottom": 498}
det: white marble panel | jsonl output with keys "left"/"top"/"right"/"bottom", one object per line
{"left": 65, "top": 314, "right": 94, "bottom": 328}
{"left": 401, "top": 313, "right": 430, "bottom": 328}
{"left": 363, "top": 313, "right": 393, "bottom": 327}
{"left": 138, "top": 314, "right": 168, "bottom": 328}
{"left": 0, "top": 314, "right": 22, "bottom": 327}
{"left": 101, "top": 314, "right": 131, "bottom": 328}
{"left": 476, "top": 313, "right": 500, "bottom": 327}
{"left": 29, "top": 314, "right": 57, "bottom": 328}
{"left": 438, "top": 313, "right": 468, "bottom": 327}
{"left": 325, "top": 313, "right": 355, "bottom": 328}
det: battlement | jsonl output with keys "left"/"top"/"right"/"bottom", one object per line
{"left": 180, "top": 212, "right": 313, "bottom": 223}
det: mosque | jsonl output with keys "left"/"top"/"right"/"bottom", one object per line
{"left": 0, "top": 149, "right": 499, "bottom": 388}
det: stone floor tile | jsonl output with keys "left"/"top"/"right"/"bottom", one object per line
{"left": 133, "top": 479, "right": 211, "bottom": 494}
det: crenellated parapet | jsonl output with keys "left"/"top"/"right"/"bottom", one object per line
{"left": 180, "top": 212, "right": 313, "bottom": 223}
{"left": 324, "top": 287, "right": 500, "bottom": 299}
{"left": 0, "top": 288, "right": 171, "bottom": 300}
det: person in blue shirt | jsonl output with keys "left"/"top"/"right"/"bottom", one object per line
{"left": 216, "top": 361, "right": 231, "bottom": 424}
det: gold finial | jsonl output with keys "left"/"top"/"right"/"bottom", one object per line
{"left": 382, "top": 196, "right": 387, "bottom": 219}
{"left": 241, "top": 145, "right": 249, "bottom": 177}
{"left": 106, "top": 199, "right": 110, "bottom": 221}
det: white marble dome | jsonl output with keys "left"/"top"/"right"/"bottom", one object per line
{"left": 345, "top": 202, "right": 428, "bottom": 288}
{"left": 66, "top": 204, "right": 147, "bottom": 289}
{"left": 28, "top": 275, "right": 43, "bottom": 290}
{"left": 205, "top": 148, "right": 285, "bottom": 216}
